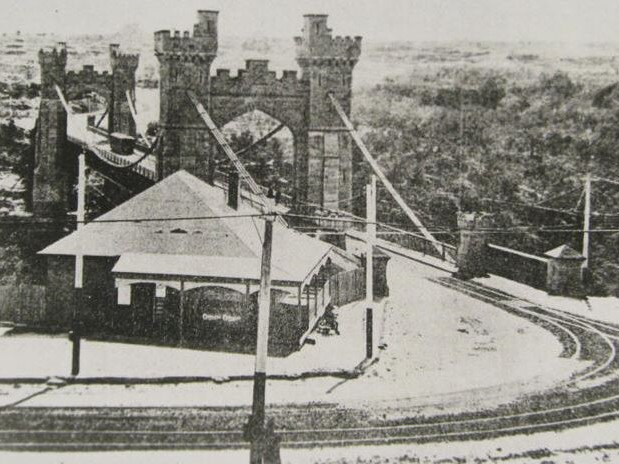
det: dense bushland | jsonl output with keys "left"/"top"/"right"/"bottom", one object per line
{"left": 353, "top": 68, "right": 619, "bottom": 296}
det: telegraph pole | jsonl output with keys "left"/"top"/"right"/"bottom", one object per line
{"left": 71, "top": 151, "right": 86, "bottom": 376}
{"left": 582, "top": 166, "right": 592, "bottom": 270}
{"left": 249, "top": 215, "right": 274, "bottom": 463}
{"left": 365, "top": 175, "right": 376, "bottom": 359}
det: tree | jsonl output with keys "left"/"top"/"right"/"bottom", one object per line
{"left": 478, "top": 77, "right": 506, "bottom": 110}
{"left": 540, "top": 71, "right": 578, "bottom": 100}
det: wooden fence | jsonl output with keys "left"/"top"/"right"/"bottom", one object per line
{"left": 0, "top": 284, "right": 46, "bottom": 325}
{"left": 329, "top": 268, "right": 365, "bottom": 307}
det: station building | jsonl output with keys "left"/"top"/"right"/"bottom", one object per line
{"left": 39, "top": 171, "right": 361, "bottom": 355}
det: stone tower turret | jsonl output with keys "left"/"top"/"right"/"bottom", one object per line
{"left": 33, "top": 43, "right": 69, "bottom": 216}
{"left": 154, "top": 10, "right": 219, "bottom": 178}
{"left": 109, "top": 44, "right": 139, "bottom": 137}
{"left": 295, "top": 15, "right": 362, "bottom": 210}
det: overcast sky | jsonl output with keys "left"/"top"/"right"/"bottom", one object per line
{"left": 1, "top": 0, "right": 618, "bottom": 43}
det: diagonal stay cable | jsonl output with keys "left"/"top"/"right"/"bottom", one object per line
{"left": 186, "top": 90, "right": 285, "bottom": 227}
{"left": 234, "top": 124, "right": 285, "bottom": 157}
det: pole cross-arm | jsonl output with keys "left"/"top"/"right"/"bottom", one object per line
{"left": 328, "top": 92, "right": 443, "bottom": 255}
{"left": 186, "top": 90, "right": 286, "bottom": 226}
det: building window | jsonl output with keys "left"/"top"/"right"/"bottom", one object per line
{"left": 207, "top": 20, "right": 215, "bottom": 33}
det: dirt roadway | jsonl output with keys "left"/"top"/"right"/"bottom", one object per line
{"left": 0, "top": 256, "right": 585, "bottom": 413}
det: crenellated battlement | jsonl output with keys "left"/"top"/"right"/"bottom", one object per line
{"left": 295, "top": 15, "right": 362, "bottom": 64}
{"left": 38, "top": 43, "right": 68, "bottom": 69}
{"left": 295, "top": 35, "right": 362, "bottom": 63}
{"left": 39, "top": 43, "right": 68, "bottom": 98}
{"left": 153, "top": 9, "right": 359, "bottom": 209}
{"left": 109, "top": 44, "right": 139, "bottom": 71}
{"left": 210, "top": 60, "right": 307, "bottom": 96}
{"left": 154, "top": 11, "right": 218, "bottom": 58}
{"left": 66, "top": 65, "right": 112, "bottom": 92}
{"left": 154, "top": 29, "right": 218, "bottom": 57}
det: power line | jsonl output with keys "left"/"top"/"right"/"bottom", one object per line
{"left": 5, "top": 208, "right": 619, "bottom": 235}
{"left": 283, "top": 212, "right": 619, "bottom": 234}
{"left": 0, "top": 212, "right": 271, "bottom": 226}
{"left": 574, "top": 188, "right": 585, "bottom": 212}
{"left": 480, "top": 198, "right": 581, "bottom": 216}
{"left": 535, "top": 186, "right": 583, "bottom": 206}
{"left": 593, "top": 176, "right": 619, "bottom": 187}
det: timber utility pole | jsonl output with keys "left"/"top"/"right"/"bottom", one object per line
{"left": 249, "top": 215, "right": 275, "bottom": 463}
{"left": 71, "top": 151, "right": 86, "bottom": 376}
{"left": 366, "top": 175, "right": 376, "bottom": 359}
{"left": 582, "top": 165, "right": 592, "bottom": 271}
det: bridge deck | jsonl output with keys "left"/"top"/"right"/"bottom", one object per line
{"left": 67, "top": 112, "right": 291, "bottom": 215}
{"left": 67, "top": 112, "right": 158, "bottom": 181}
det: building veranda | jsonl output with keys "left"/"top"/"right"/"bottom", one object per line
{"left": 39, "top": 171, "right": 362, "bottom": 355}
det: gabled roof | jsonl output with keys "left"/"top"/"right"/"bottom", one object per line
{"left": 40, "top": 170, "right": 335, "bottom": 284}
{"left": 544, "top": 244, "right": 585, "bottom": 260}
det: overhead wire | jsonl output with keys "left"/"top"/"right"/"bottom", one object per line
{"left": 535, "top": 186, "right": 583, "bottom": 206}
{"left": 593, "top": 176, "right": 619, "bottom": 187}
{"left": 4, "top": 203, "right": 619, "bottom": 234}
{"left": 0, "top": 212, "right": 272, "bottom": 226}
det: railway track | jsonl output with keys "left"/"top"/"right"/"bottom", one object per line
{"left": 430, "top": 277, "right": 619, "bottom": 384}
{"left": 1, "top": 276, "right": 619, "bottom": 450}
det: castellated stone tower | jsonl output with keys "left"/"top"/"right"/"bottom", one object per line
{"left": 109, "top": 44, "right": 139, "bottom": 137}
{"left": 295, "top": 15, "right": 362, "bottom": 210}
{"left": 33, "top": 43, "right": 69, "bottom": 216}
{"left": 154, "top": 10, "right": 219, "bottom": 178}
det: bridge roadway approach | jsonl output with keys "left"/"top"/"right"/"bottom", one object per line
{"left": 1, "top": 250, "right": 619, "bottom": 450}
{"left": 64, "top": 111, "right": 290, "bottom": 213}
{"left": 61, "top": 111, "right": 157, "bottom": 205}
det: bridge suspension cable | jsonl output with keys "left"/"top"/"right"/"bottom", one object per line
{"left": 328, "top": 92, "right": 443, "bottom": 255}
{"left": 54, "top": 84, "right": 72, "bottom": 115}
{"left": 234, "top": 124, "right": 285, "bottom": 157}
{"left": 52, "top": 84, "right": 157, "bottom": 174}
{"left": 95, "top": 106, "right": 108, "bottom": 128}
{"left": 125, "top": 90, "right": 155, "bottom": 151}
{"left": 186, "top": 90, "right": 286, "bottom": 226}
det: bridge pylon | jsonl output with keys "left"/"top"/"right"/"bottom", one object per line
{"left": 32, "top": 41, "right": 141, "bottom": 217}
{"left": 33, "top": 43, "right": 70, "bottom": 217}
{"left": 109, "top": 44, "right": 139, "bottom": 137}
{"left": 295, "top": 15, "right": 362, "bottom": 212}
{"left": 154, "top": 10, "right": 219, "bottom": 179}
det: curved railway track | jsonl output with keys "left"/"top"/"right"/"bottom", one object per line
{"left": 1, "top": 276, "right": 619, "bottom": 451}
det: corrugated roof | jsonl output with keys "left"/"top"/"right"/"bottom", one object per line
{"left": 40, "top": 170, "right": 333, "bottom": 283}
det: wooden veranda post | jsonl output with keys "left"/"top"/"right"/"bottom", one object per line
{"left": 179, "top": 279, "right": 185, "bottom": 347}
